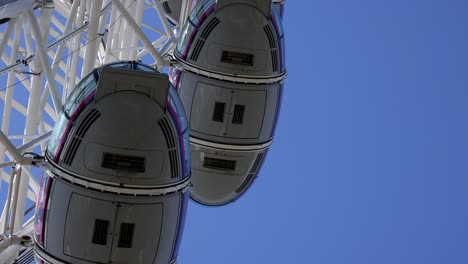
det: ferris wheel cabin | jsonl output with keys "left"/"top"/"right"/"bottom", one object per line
{"left": 34, "top": 62, "right": 190, "bottom": 264}
{"left": 172, "top": 0, "right": 286, "bottom": 206}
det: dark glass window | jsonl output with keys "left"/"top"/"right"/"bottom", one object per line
{"left": 46, "top": 113, "right": 68, "bottom": 158}
{"left": 176, "top": 23, "right": 195, "bottom": 56}
{"left": 176, "top": 0, "right": 216, "bottom": 56}
{"left": 189, "top": 0, "right": 216, "bottom": 23}
{"left": 34, "top": 172, "right": 52, "bottom": 246}
{"left": 62, "top": 72, "right": 97, "bottom": 117}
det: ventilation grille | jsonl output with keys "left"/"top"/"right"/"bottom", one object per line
{"left": 158, "top": 117, "right": 180, "bottom": 179}
{"left": 212, "top": 102, "right": 225, "bottom": 122}
{"left": 271, "top": 49, "right": 278, "bottom": 72}
{"left": 169, "top": 149, "right": 180, "bottom": 179}
{"left": 236, "top": 172, "right": 254, "bottom": 193}
{"left": 159, "top": 117, "right": 176, "bottom": 148}
{"left": 203, "top": 157, "right": 236, "bottom": 171}
{"left": 232, "top": 104, "right": 245, "bottom": 124}
{"left": 162, "top": 1, "right": 171, "bottom": 14}
{"left": 264, "top": 25, "right": 279, "bottom": 72}
{"left": 118, "top": 223, "right": 135, "bottom": 248}
{"left": 190, "top": 17, "right": 220, "bottom": 61}
{"left": 63, "top": 109, "right": 100, "bottom": 165}
{"left": 92, "top": 219, "right": 109, "bottom": 245}
{"left": 221, "top": 51, "right": 254, "bottom": 66}
{"left": 235, "top": 153, "right": 264, "bottom": 193}
{"left": 101, "top": 153, "right": 146, "bottom": 172}
{"left": 250, "top": 152, "right": 264, "bottom": 174}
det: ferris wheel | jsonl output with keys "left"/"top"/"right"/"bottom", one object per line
{"left": 0, "top": 0, "right": 286, "bottom": 263}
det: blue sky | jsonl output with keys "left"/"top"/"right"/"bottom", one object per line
{"left": 1, "top": 0, "right": 468, "bottom": 263}
{"left": 179, "top": 1, "right": 468, "bottom": 263}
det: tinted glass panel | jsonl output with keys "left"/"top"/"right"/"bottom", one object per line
{"left": 189, "top": 0, "right": 215, "bottom": 24}
{"left": 176, "top": 23, "right": 195, "bottom": 56}
{"left": 63, "top": 72, "right": 96, "bottom": 116}
{"left": 176, "top": 0, "right": 215, "bottom": 56}
{"left": 34, "top": 172, "right": 52, "bottom": 245}
{"left": 46, "top": 113, "right": 68, "bottom": 158}
{"left": 270, "top": 3, "right": 284, "bottom": 36}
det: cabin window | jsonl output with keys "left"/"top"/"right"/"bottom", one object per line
{"left": 189, "top": 0, "right": 216, "bottom": 24}
{"left": 34, "top": 173, "right": 52, "bottom": 246}
{"left": 63, "top": 72, "right": 97, "bottom": 117}
{"left": 176, "top": 0, "right": 215, "bottom": 57}
{"left": 176, "top": 23, "right": 195, "bottom": 56}
{"left": 46, "top": 113, "right": 68, "bottom": 158}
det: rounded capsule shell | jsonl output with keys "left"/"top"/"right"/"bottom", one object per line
{"left": 34, "top": 62, "right": 190, "bottom": 264}
{"left": 172, "top": 0, "right": 285, "bottom": 206}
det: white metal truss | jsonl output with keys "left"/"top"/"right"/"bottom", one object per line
{"left": 0, "top": 0, "right": 193, "bottom": 261}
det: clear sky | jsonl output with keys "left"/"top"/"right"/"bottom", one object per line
{"left": 178, "top": 1, "right": 468, "bottom": 263}
{"left": 1, "top": 1, "right": 468, "bottom": 263}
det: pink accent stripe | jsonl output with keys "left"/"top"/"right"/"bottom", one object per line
{"left": 33, "top": 175, "right": 45, "bottom": 238}
{"left": 167, "top": 102, "right": 188, "bottom": 178}
{"left": 169, "top": 68, "right": 182, "bottom": 91}
{"left": 181, "top": 3, "right": 216, "bottom": 59}
{"left": 175, "top": 71, "right": 181, "bottom": 90}
{"left": 54, "top": 91, "right": 96, "bottom": 162}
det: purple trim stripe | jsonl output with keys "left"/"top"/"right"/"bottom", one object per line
{"left": 169, "top": 68, "right": 182, "bottom": 91}
{"left": 54, "top": 91, "right": 96, "bottom": 162}
{"left": 181, "top": 3, "right": 216, "bottom": 59}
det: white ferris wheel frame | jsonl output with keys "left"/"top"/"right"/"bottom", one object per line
{"left": 0, "top": 0, "right": 194, "bottom": 261}
{"left": 0, "top": 0, "right": 285, "bottom": 262}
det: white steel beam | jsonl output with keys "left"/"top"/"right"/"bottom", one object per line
{"left": 151, "top": 0, "right": 175, "bottom": 38}
{"left": 27, "top": 11, "right": 62, "bottom": 115}
{"left": 40, "top": 0, "right": 80, "bottom": 122}
{"left": 81, "top": 0, "right": 103, "bottom": 76}
{"left": 67, "top": 0, "right": 87, "bottom": 92}
{"left": 0, "top": 20, "right": 15, "bottom": 59}
{"left": 17, "top": 131, "right": 51, "bottom": 154}
{"left": 112, "top": 0, "right": 167, "bottom": 65}
{"left": 1, "top": 19, "right": 23, "bottom": 200}
{"left": 130, "top": 0, "right": 147, "bottom": 60}
{"left": 0, "top": 167, "right": 15, "bottom": 235}
{"left": 119, "top": 0, "right": 135, "bottom": 60}
{"left": 104, "top": 1, "right": 120, "bottom": 63}
{"left": 0, "top": 131, "right": 22, "bottom": 163}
